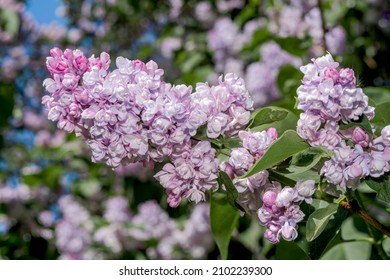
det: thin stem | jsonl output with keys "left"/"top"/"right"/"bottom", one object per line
{"left": 354, "top": 192, "right": 390, "bottom": 260}
{"left": 340, "top": 196, "right": 390, "bottom": 259}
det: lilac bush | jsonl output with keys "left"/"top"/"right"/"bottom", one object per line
{"left": 42, "top": 48, "right": 390, "bottom": 252}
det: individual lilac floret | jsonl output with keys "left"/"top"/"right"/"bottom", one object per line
{"left": 257, "top": 180, "right": 315, "bottom": 244}
{"left": 296, "top": 53, "right": 375, "bottom": 150}
{"left": 154, "top": 141, "right": 219, "bottom": 207}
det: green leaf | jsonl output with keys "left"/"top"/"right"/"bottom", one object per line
{"left": 287, "top": 147, "right": 330, "bottom": 174}
{"left": 0, "top": 82, "right": 15, "bottom": 127}
{"left": 275, "top": 239, "right": 311, "bottom": 260}
{"left": 306, "top": 203, "right": 339, "bottom": 242}
{"left": 241, "top": 130, "right": 310, "bottom": 178}
{"left": 373, "top": 101, "right": 390, "bottom": 126}
{"left": 274, "top": 36, "right": 311, "bottom": 56}
{"left": 365, "top": 177, "right": 390, "bottom": 203}
{"left": 0, "top": 9, "right": 20, "bottom": 36}
{"left": 240, "top": 27, "right": 271, "bottom": 54}
{"left": 339, "top": 114, "right": 374, "bottom": 135}
{"left": 273, "top": 169, "right": 321, "bottom": 184}
{"left": 218, "top": 171, "right": 245, "bottom": 212}
{"left": 250, "top": 110, "right": 298, "bottom": 135}
{"left": 320, "top": 241, "right": 372, "bottom": 260}
{"left": 248, "top": 106, "right": 289, "bottom": 128}
{"left": 308, "top": 205, "right": 349, "bottom": 259}
{"left": 364, "top": 87, "right": 390, "bottom": 104}
{"left": 276, "top": 65, "right": 302, "bottom": 99}
{"left": 210, "top": 191, "right": 240, "bottom": 260}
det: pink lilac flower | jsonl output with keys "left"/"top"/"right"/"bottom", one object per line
{"left": 321, "top": 126, "right": 390, "bottom": 189}
{"left": 257, "top": 180, "right": 315, "bottom": 244}
{"left": 222, "top": 128, "right": 278, "bottom": 213}
{"left": 104, "top": 196, "right": 132, "bottom": 223}
{"left": 154, "top": 141, "right": 219, "bottom": 207}
{"left": 296, "top": 53, "right": 374, "bottom": 150}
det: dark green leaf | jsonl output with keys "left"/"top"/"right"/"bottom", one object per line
{"left": 218, "top": 171, "right": 245, "bottom": 212}
{"left": 0, "top": 82, "right": 15, "bottom": 127}
{"left": 320, "top": 241, "right": 371, "bottom": 260}
{"left": 365, "top": 177, "right": 390, "bottom": 203}
{"left": 276, "top": 65, "right": 302, "bottom": 98}
{"left": 240, "top": 28, "right": 271, "bottom": 54}
{"left": 364, "top": 87, "right": 390, "bottom": 104}
{"left": 287, "top": 147, "right": 330, "bottom": 174}
{"left": 275, "top": 239, "right": 311, "bottom": 260}
{"left": 339, "top": 114, "right": 374, "bottom": 135}
{"left": 250, "top": 110, "right": 298, "bottom": 135}
{"left": 308, "top": 205, "right": 349, "bottom": 259}
{"left": 249, "top": 106, "right": 289, "bottom": 128}
{"left": 241, "top": 130, "right": 310, "bottom": 178}
{"left": 210, "top": 191, "right": 240, "bottom": 260}
{"left": 306, "top": 203, "right": 339, "bottom": 242}
{"left": 274, "top": 36, "right": 311, "bottom": 56}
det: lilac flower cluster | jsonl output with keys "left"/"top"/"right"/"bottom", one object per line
{"left": 55, "top": 195, "right": 93, "bottom": 259}
{"left": 257, "top": 180, "right": 316, "bottom": 244}
{"left": 42, "top": 48, "right": 253, "bottom": 207}
{"left": 221, "top": 128, "right": 278, "bottom": 213}
{"left": 154, "top": 141, "right": 219, "bottom": 207}
{"left": 129, "top": 200, "right": 213, "bottom": 259}
{"left": 190, "top": 73, "right": 253, "bottom": 138}
{"left": 321, "top": 126, "right": 390, "bottom": 189}
{"left": 296, "top": 53, "right": 375, "bottom": 150}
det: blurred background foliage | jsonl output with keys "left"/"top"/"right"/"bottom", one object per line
{"left": 0, "top": 0, "right": 389, "bottom": 259}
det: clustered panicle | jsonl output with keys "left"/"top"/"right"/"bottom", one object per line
{"left": 297, "top": 53, "right": 390, "bottom": 190}
{"left": 257, "top": 180, "right": 316, "bottom": 244}
{"left": 321, "top": 126, "right": 390, "bottom": 189}
{"left": 154, "top": 141, "right": 219, "bottom": 207}
{"left": 221, "top": 128, "right": 278, "bottom": 213}
{"left": 129, "top": 200, "right": 213, "bottom": 259}
{"left": 296, "top": 53, "right": 374, "bottom": 150}
{"left": 42, "top": 48, "right": 253, "bottom": 207}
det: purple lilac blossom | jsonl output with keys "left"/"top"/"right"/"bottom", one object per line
{"left": 222, "top": 128, "right": 278, "bottom": 213}
{"left": 321, "top": 126, "right": 390, "bottom": 189}
{"left": 43, "top": 48, "right": 253, "bottom": 207}
{"left": 257, "top": 180, "right": 315, "bottom": 244}
{"left": 154, "top": 141, "right": 219, "bottom": 207}
{"left": 296, "top": 53, "right": 374, "bottom": 150}
{"left": 55, "top": 195, "right": 93, "bottom": 259}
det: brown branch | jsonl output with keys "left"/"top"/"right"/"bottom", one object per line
{"left": 340, "top": 200, "right": 390, "bottom": 237}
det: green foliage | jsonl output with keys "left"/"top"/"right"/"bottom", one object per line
{"left": 306, "top": 203, "right": 340, "bottom": 242}
{"left": 210, "top": 190, "right": 240, "bottom": 260}
{"left": 248, "top": 106, "right": 289, "bottom": 128}
{"left": 275, "top": 239, "right": 311, "bottom": 260}
{"left": 0, "top": 9, "right": 20, "bottom": 36}
{"left": 218, "top": 171, "right": 245, "bottom": 212}
{"left": 242, "top": 130, "right": 310, "bottom": 178}
{"left": 0, "top": 83, "right": 15, "bottom": 128}
{"left": 276, "top": 65, "right": 302, "bottom": 100}
{"left": 365, "top": 177, "right": 390, "bottom": 203}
